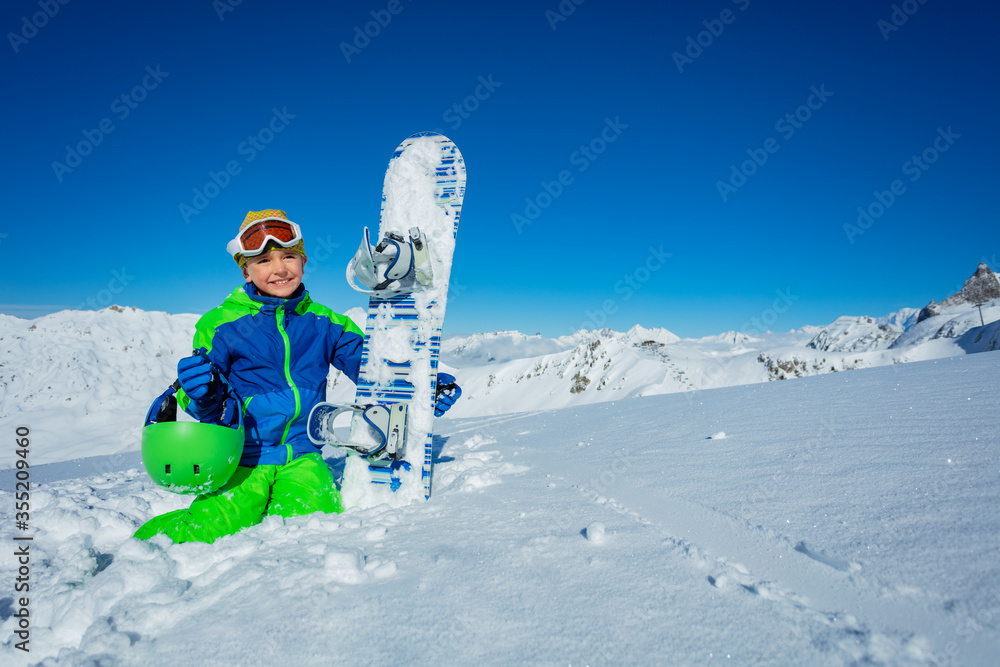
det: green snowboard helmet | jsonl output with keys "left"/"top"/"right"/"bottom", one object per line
{"left": 141, "top": 373, "right": 244, "bottom": 495}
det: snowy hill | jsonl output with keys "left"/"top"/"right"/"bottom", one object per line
{"left": 2, "top": 351, "right": 998, "bottom": 664}
{"left": 433, "top": 266, "right": 998, "bottom": 416}
{"left": 877, "top": 307, "right": 921, "bottom": 332}
{"left": 917, "top": 262, "right": 1000, "bottom": 322}
{"left": 2, "top": 264, "right": 1000, "bottom": 662}
{"left": 440, "top": 330, "right": 574, "bottom": 367}
{"left": 3, "top": 265, "right": 1000, "bottom": 463}
{"left": 805, "top": 316, "right": 901, "bottom": 353}
{"left": 439, "top": 296, "right": 999, "bottom": 416}
{"left": 892, "top": 300, "right": 1000, "bottom": 353}
{"left": 0, "top": 307, "right": 197, "bottom": 465}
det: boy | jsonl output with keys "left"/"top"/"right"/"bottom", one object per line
{"left": 134, "top": 209, "right": 459, "bottom": 543}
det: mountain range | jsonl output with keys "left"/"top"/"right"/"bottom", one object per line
{"left": 430, "top": 262, "right": 999, "bottom": 417}
{"left": 1, "top": 263, "right": 997, "bottom": 466}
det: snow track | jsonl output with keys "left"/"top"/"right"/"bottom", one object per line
{"left": 448, "top": 351, "right": 1000, "bottom": 664}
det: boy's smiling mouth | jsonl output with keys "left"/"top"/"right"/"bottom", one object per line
{"left": 242, "top": 246, "right": 307, "bottom": 297}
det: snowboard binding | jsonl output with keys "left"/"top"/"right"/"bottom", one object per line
{"left": 307, "top": 401, "right": 409, "bottom": 462}
{"left": 347, "top": 226, "right": 432, "bottom": 296}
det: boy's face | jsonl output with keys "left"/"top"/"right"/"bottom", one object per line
{"left": 242, "top": 248, "right": 307, "bottom": 298}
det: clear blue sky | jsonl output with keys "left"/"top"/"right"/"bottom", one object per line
{"left": 3, "top": 0, "right": 997, "bottom": 337}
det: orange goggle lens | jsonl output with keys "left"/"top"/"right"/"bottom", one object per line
{"left": 235, "top": 219, "right": 302, "bottom": 256}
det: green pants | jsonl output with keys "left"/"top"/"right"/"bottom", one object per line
{"left": 134, "top": 453, "right": 343, "bottom": 544}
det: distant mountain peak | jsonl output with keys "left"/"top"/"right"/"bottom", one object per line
{"left": 918, "top": 262, "right": 1000, "bottom": 323}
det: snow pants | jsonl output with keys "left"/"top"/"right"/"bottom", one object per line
{"left": 133, "top": 453, "right": 343, "bottom": 544}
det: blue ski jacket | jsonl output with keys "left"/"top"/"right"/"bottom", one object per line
{"left": 178, "top": 283, "right": 363, "bottom": 466}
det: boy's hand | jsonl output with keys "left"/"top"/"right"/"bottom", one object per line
{"left": 434, "top": 373, "right": 462, "bottom": 417}
{"left": 177, "top": 350, "right": 217, "bottom": 401}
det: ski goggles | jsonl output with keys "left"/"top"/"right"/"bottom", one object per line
{"left": 226, "top": 217, "right": 303, "bottom": 258}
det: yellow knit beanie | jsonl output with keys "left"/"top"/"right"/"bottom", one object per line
{"left": 233, "top": 209, "right": 306, "bottom": 268}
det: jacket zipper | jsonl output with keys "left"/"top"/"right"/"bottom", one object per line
{"left": 275, "top": 305, "right": 301, "bottom": 460}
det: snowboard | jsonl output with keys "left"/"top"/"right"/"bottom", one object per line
{"left": 309, "top": 132, "right": 465, "bottom": 504}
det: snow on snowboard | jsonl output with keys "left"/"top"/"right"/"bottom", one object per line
{"left": 308, "top": 132, "right": 465, "bottom": 506}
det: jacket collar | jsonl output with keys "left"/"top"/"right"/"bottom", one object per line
{"left": 242, "top": 282, "right": 307, "bottom": 313}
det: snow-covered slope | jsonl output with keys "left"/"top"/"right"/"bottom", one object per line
{"left": 440, "top": 330, "right": 574, "bottom": 367}
{"left": 439, "top": 296, "right": 999, "bottom": 417}
{"left": 958, "top": 317, "right": 1000, "bottom": 353}
{"left": 917, "top": 262, "right": 1000, "bottom": 321}
{"left": 892, "top": 299, "right": 1000, "bottom": 353}
{"left": 430, "top": 265, "right": 998, "bottom": 416}
{"left": 0, "top": 308, "right": 197, "bottom": 465}
{"left": 0, "top": 307, "right": 195, "bottom": 416}
{"left": 3, "top": 294, "right": 999, "bottom": 463}
{"left": 877, "top": 307, "right": 921, "bottom": 332}
{"left": 2, "top": 351, "right": 998, "bottom": 664}
{"left": 805, "top": 316, "right": 901, "bottom": 352}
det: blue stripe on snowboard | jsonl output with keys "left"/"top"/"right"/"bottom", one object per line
{"left": 354, "top": 132, "right": 465, "bottom": 500}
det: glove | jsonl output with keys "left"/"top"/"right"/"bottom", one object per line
{"left": 177, "top": 350, "right": 217, "bottom": 402}
{"left": 434, "top": 373, "right": 462, "bottom": 417}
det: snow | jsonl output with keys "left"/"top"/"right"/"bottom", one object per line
{"left": 806, "top": 316, "right": 900, "bottom": 352}
{"left": 3, "top": 263, "right": 1000, "bottom": 662}
{"left": 441, "top": 330, "right": 572, "bottom": 367}
{"left": 3, "top": 296, "right": 999, "bottom": 466}
{"left": 2, "top": 350, "right": 999, "bottom": 664}
{"left": 878, "top": 307, "right": 921, "bottom": 332}
{"left": 0, "top": 307, "right": 198, "bottom": 466}
{"left": 583, "top": 521, "right": 607, "bottom": 544}
{"left": 892, "top": 300, "right": 1000, "bottom": 353}
{"left": 438, "top": 297, "right": 1000, "bottom": 417}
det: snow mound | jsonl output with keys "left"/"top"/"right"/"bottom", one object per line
{"left": 584, "top": 522, "right": 607, "bottom": 544}
{"left": 0, "top": 307, "right": 196, "bottom": 466}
